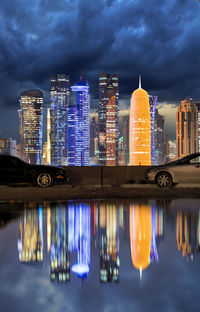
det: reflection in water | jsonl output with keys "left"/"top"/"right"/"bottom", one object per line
{"left": 47, "top": 204, "right": 70, "bottom": 282}
{"left": 130, "top": 204, "right": 152, "bottom": 278}
{"left": 177, "top": 211, "right": 199, "bottom": 259}
{"left": 99, "top": 204, "right": 119, "bottom": 283}
{"left": 16, "top": 200, "right": 200, "bottom": 285}
{"left": 69, "top": 203, "right": 90, "bottom": 279}
{"left": 18, "top": 206, "right": 43, "bottom": 263}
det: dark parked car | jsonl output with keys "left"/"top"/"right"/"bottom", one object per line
{"left": 0, "top": 154, "right": 67, "bottom": 187}
{"left": 145, "top": 152, "right": 200, "bottom": 187}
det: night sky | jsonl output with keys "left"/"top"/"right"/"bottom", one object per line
{"left": 0, "top": 0, "right": 200, "bottom": 140}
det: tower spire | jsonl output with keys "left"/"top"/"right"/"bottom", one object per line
{"left": 139, "top": 75, "right": 141, "bottom": 89}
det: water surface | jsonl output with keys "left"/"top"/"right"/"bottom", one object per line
{"left": 0, "top": 199, "right": 200, "bottom": 312}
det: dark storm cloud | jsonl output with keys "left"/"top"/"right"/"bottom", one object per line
{"left": 0, "top": 0, "right": 200, "bottom": 111}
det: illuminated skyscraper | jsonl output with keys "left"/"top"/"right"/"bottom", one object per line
{"left": 67, "top": 105, "right": 76, "bottom": 166}
{"left": 155, "top": 109, "right": 165, "bottom": 164}
{"left": 18, "top": 109, "right": 24, "bottom": 160}
{"left": 20, "top": 90, "right": 43, "bottom": 164}
{"left": 193, "top": 101, "right": 200, "bottom": 152}
{"left": 50, "top": 74, "right": 70, "bottom": 165}
{"left": 46, "top": 108, "right": 51, "bottom": 164}
{"left": 129, "top": 77, "right": 151, "bottom": 165}
{"left": 122, "top": 115, "right": 129, "bottom": 165}
{"left": 176, "top": 98, "right": 198, "bottom": 159}
{"left": 98, "top": 73, "right": 119, "bottom": 165}
{"left": 149, "top": 95, "right": 158, "bottom": 165}
{"left": 71, "top": 77, "right": 90, "bottom": 166}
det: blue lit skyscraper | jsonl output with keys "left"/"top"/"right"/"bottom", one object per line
{"left": 71, "top": 77, "right": 90, "bottom": 166}
{"left": 50, "top": 74, "right": 70, "bottom": 165}
{"left": 19, "top": 90, "right": 43, "bottom": 164}
{"left": 149, "top": 95, "right": 157, "bottom": 166}
{"left": 67, "top": 105, "right": 76, "bottom": 166}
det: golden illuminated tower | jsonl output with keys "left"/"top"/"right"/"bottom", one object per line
{"left": 130, "top": 204, "right": 151, "bottom": 278}
{"left": 176, "top": 98, "right": 198, "bottom": 159}
{"left": 129, "top": 76, "right": 151, "bottom": 165}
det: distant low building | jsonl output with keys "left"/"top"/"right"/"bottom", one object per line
{"left": 0, "top": 137, "right": 17, "bottom": 156}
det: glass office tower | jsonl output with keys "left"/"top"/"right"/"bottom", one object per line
{"left": 50, "top": 74, "right": 70, "bottom": 165}
{"left": 71, "top": 77, "right": 90, "bottom": 166}
{"left": 20, "top": 89, "right": 43, "bottom": 164}
{"left": 98, "top": 73, "right": 119, "bottom": 165}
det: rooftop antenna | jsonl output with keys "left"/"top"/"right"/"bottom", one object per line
{"left": 139, "top": 75, "right": 142, "bottom": 89}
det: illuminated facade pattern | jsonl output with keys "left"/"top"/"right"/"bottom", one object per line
{"left": 46, "top": 108, "right": 51, "bottom": 164}
{"left": 69, "top": 203, "right": 91, "bottom": 279}
{"left": 106, "top": 95, "right": 118, "bottom": 165}
{"left": 122, "top": 115, "right": 129, "bottom": 165}
{"left": 50, "top": 74, "right": 70, "bottom": 165}
{"left": 193, "top": 101, "right": 200, "bottom": 152}
{"left": 20, "top": 90, "right": 43, "bottom": 164}
{"left": 129, "top": 78, "right": 151, "bottom": 165}
{"left": 71, "top": 78, "right": 90, "bottom": 166}
{"left": 67, "top": 105, "right": 76, "bottom": 166}
{"left": 48, "top": 206, "right": 70, "bottom": 282}
{"left": 129, "top": 203, "right": 151, "bottom": 278}
{"left": 18, "top": 109, "right": 24, "bottom": 160}
{"left": 90, "top": 117, "right": 99, "bottom": 158}
{"left": 18, "top": 208, "right": 43, "bottom": 263}
{"left": 118, "top": 137, "right": 125, "bottom": 166}
{"left": 98, "top": 73, "right": 119, "bottom": 165}
{"left": 149, "top": 95, "right": 158, "bottom": 165}
{"left": 155, "top": 109, "right": 165, "bottom": 165}
{"left": 176, "top": 98, "right": 198, "bottom": 159}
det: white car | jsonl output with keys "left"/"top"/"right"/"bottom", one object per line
{"left": 145, "top": 153, "right": 200, "bottom": 187}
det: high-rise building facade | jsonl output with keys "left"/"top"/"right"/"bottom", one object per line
{"left": 71, "top": 77, "right": 90, "bottom": 166}
{"left": 155, "top": 109, "right": 165, "bottom": 165}
{"left": 193, "top": 101, "right": 200, "bottom": 152}
{"left": 98, "top": 73, "right": 119, "bottom": 166}
{"left": 149, "top": 95, "right": 158, "bottom": 165}
{"left": 50, "top": 74, "right": 70, "bottom": 165}
{"left": 122, "top": 115, "right": 129, "bottom": 165}
{"left": 129, "top": 77, "right": 151, "bottom": 165}
{"left": 67, "top": 105, "right": 76, "bottom": 166}
{"left": 90, "top": 116, "right": 99, "bottom": 165}
{"left": 176, "top": 98, "right": 198, "bottom": 159}
{"left": 19, "top": 90, "right": 43, "bottom": 164}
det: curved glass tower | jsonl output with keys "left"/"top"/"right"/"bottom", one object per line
{"left": 129, "top": 77, "right": 151, "bottom": 165}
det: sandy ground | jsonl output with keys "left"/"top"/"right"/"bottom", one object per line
{"left": 0, "top": 183, "right": 200, "bottom": 202}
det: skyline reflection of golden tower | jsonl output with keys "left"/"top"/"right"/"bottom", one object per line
{"left": 129, "top": 76, "right": 151, "bottom": 165}
{"left": 130, "top": 204, "right": 151, "bottom": 278}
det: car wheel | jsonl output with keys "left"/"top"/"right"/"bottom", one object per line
{"left": 155, "top": 172, "right": 172, "bottom": 188}
{"left": 36, "top": 172, "right": 53, "bottom": 188}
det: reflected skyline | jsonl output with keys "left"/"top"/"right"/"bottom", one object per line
{"left": 14, "top": 199, "right": 200, "bottom": 285}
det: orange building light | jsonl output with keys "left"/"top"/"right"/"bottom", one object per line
{"left": 130, "top": 203, "right": 151, "bottom": 277}
{"left": 129, "top": 76, "right": 151, "bottom": 165}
